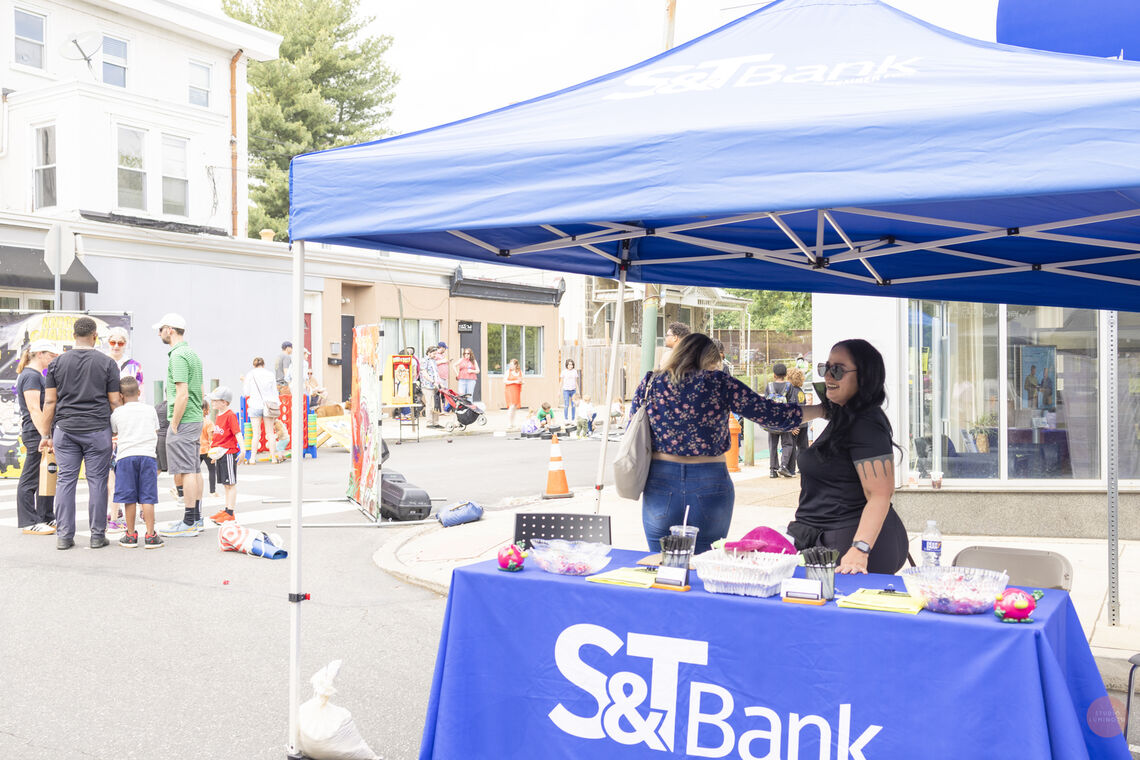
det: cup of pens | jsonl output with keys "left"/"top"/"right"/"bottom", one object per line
{"left": 658, "top": 526, "right": 698, "bottom": 586}
{"left": 802, "top": 547, "right": 839, "bottom": 601}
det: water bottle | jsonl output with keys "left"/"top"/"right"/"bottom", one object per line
{"left": 921, "top": 520, "right": 942, "bottom": 567}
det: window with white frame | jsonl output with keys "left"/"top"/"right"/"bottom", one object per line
{"left": 117, "top": 126, "right": 146, "bottom": 210}
{"left": 102, "top": 35, "right": 127, "bottom": 87}
{"left": 188, "top": 61, "right": 210, "bottom": 107}
{"left": 14, "top": 8, "right": 45, "bottom": 68}
{"left": 33, "top": 125, "right": 56, "bottom": 209}
{"left": 162, "top": 135, "right": 188, "bottom": 215}
{"left": 487, "top": 324, "right": 543, "bottom": 375}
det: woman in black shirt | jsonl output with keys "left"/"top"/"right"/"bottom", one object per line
{"left": 789, "top": 339, "right": 908, "bottom": 575}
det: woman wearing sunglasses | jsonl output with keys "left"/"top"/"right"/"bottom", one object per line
{"left": 787, "top": 339, "right": 908, "bottom": 575}
{"left": 106, "top": 327, "right": 144, "bottom": 398}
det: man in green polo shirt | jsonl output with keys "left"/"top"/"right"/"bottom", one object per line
{"left": 151, "top": 312, "right": 206, "bottom": 536}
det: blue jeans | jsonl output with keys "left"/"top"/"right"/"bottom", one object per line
{"left": 457, "top": 378, "right": 476, "bottom": 398}
{"left": 642, "top": 459, "right": 734, "bottom": 554}
{"left": 563, "top": 390, "right": 576, "bottom": 419}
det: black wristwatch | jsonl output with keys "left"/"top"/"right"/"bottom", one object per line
{"left": 852, "top": 540, "right": 871, "bottom": 554}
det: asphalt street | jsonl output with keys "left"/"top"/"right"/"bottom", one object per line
{"left": 0, "top": 434, "right": 613, "bottom": 759}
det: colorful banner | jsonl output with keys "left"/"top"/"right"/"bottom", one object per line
{"left": 383, "top": 354, "right": 415, "bottom": 406}
{"left": 348, "top": 324, "right": 383, "bottom": 519}
{"left": 1, "top": 311, "right": 132, "bottom": 478}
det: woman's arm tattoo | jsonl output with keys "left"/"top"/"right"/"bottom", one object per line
{"left": 854, "top": 455, "right": 894, "bottom": 479}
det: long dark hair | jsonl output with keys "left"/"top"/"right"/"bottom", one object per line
{"left": 815, "top": 339, "right": 897, "bottom": 458}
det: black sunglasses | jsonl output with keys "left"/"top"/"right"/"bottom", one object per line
{"left": 817, "top": 362, "right": 857, "bottom": 380}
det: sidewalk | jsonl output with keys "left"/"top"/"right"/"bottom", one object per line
{"left": 374, "top": 466, "right": 1140, "bottom": 691}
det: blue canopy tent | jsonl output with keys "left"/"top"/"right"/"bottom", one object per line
{"left": 284, "top": 0, "right": 1140, "bottom": 752}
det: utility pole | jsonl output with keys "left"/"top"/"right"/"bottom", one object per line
{"left": 640, "top": 0, "right": 678, "bottom": 377}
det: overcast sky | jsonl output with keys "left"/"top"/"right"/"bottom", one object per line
{"left": 369, "top": 0, "right": 1000, "bottom": 135}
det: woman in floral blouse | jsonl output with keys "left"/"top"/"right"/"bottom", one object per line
{"left": 629, "top": 333, "right": 823, "bottom": 553}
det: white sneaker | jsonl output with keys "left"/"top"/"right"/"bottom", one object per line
{"left": 22, "top": 521, "right": 57, "bottom": 535}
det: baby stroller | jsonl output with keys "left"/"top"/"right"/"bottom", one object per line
{"left": 438, "top": 387, "right": 488, "bottom": 431}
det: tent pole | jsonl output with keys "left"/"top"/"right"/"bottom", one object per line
{"left": 287, "top": 240, "right": 306, "bottom": 757}
{"left": 1106, "top": 310, "right": 1119, "bottom": 625}
{"left": 594, "top": 250, "right": 629, "bottom": 515}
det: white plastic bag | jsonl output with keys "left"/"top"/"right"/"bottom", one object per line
{"left": 299, "top": 660, "right": 381, "bottom": 760}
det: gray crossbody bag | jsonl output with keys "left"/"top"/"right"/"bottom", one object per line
{"left": 613, "top": 375, "right": 656, "bottom": 500}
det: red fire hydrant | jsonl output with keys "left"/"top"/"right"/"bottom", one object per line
{"left": 726, "top": 415, "right": 741, "bottom": 472}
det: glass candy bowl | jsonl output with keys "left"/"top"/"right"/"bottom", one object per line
{"left": 528, "top": 539, "right": 612, "bottom": 576}
{"left": 900, "top": 566, "right": 1009, "bottom": 614}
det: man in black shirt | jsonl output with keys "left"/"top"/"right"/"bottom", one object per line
{"left": 40, "top": 317, "right": 122, "bottom": 549}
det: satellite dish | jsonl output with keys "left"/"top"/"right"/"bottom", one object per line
{"left": 58, "top": 32, "right": 102, "bottom": 76}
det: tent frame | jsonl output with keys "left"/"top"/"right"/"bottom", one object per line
{"left": 443, "top": 206, "right": 1140, "bottom": 290}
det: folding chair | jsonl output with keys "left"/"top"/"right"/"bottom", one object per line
{"left": 952, "top": 545, "right": 1073, "bottom": 591}
{"left": 1126, "top": 653, "right": 1140, "bottom": 754}
{"left": 513, "top": 513, "right": 612, "bottom": 550}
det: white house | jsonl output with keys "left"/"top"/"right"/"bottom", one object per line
{"left": 1, "top": 0, "right": 280, "bottom": 234}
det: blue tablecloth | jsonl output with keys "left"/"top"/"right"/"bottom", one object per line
{"left": 420, "top": 549, "right": 1129, "bottom": 759}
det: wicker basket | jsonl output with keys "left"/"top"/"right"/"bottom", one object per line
{"left": 691, "top": 549, "right": 800, "bottom": 598}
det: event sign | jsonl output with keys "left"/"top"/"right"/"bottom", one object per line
{"left": 348, "top": 324, "right": 382, "bottom": 519}
{"left": 0, "top": 311, "right": 132, "bottom": 478}
{"left": 383, "top": 354, "right": 414, "bottom": 406}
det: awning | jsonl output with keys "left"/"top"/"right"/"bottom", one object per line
{"left": 0, "top": 245, "right": 99, "bottom": 294}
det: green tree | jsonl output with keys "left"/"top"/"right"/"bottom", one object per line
{"left": 714, "top": 289, "right": 812, "bottom": 331}
{"left": 223, "top": 0, "right": 398, "bottom": 239}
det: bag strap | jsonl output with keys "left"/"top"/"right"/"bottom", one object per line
{"left": 641, "top": 373, "right": 656, "bottom": 412}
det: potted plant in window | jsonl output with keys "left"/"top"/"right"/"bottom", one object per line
{"left": 968, "top": 413, "right": 999, "bottom": 453}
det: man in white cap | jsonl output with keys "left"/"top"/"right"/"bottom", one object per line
{"left": 150, "top": 313, "right": 206, "bottom": 537}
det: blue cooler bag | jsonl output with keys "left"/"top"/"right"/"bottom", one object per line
{"left": 438, "top": 501, "right": 483, "bottom": 527}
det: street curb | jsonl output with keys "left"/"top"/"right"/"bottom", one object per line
{"left": 372, "top": 488, "right": 593, "bottom": 594}
{"left": 373, "top": 521, "right": 452, "bottom": 596}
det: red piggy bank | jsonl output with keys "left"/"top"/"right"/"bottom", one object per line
{"left": 994, "top": 587, "right": 1045, "bottom": 623}
{"left": 498, "top": 544, "right": 527, "bottom": 572}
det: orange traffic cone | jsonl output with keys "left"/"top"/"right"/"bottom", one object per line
{"left": 542, "top": 434, "right": 573, "bottom": 499}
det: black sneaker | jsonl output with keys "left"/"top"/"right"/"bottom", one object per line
{"left": 778, "top": 467, "right": 795, "bottom": 478}
{"left": 119, "top": 531, "right": 139, "bottom": 548}
{"left": 90, "top": 535, "right": 110, "bottom": 549}
{"left": 57, "top": 536, "right": 74, "bottom": 550}
{"left": 143, "top": 532, "right": 165, "bottom": 550}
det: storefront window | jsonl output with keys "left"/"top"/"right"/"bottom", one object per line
{"left": 1116, "top": 312, "right": 1140, "bottom": 479}
{"left": 1006, "top": 306, "right": 1098, "bottom": 479}
{"left": 381, "top": 318, "right": 440, "bottom": 363}
{"left": 907, "top": 300, "right": 999, "bottom": 480}
{"left": 488, "top": 324, "right": 544, "bottom": 376}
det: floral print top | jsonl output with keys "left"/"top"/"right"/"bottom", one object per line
{"left": 629, "top": 370, "right": 802, "bottom": 456}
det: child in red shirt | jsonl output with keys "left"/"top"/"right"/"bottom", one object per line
{"left": 206, "top": 386, "right": 243, "bottom": 525}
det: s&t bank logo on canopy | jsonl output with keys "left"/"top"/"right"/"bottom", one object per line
{"left": 548, "top": 624, "right": 883, "bottom": 758}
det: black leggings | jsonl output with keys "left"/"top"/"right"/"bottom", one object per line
{"left": 200, "top": 453, "right": 216, "bottom": 494}
{"left": 798, "top": 508, "right": 909, "bottom": 575}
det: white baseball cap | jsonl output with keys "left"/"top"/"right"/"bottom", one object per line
{"left": 29, "top": 339, "right": 58, "bottom": 354}
{"left": 207, "top": 386, "right": 234, "bottom": 404}
{"left": 151, "top": 313, "right": 188, "bottom": 330}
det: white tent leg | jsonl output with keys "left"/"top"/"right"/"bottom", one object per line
{"left": 288, "top": 240, "right": 306, "bottom": 756}
{"left": 1107, "top": 310, "right": 1120, "bottom": 625}
{"left": 594, "top": 264, "right": 628, "bottom": 514}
